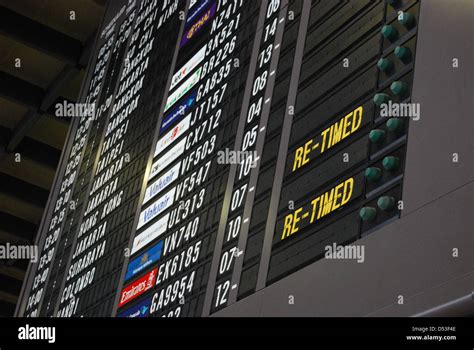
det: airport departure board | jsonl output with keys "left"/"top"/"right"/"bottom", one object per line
{"left": 19, "top": 0, "right": 421, "bottom": 317}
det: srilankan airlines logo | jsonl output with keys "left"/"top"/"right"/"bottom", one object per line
{"left": 117, "top": 297, "right": 152, "bottom": 318}
{"left": 139, "top": 305, "right": 149, "bottom": 315}
{"left": 184, "top": 95, "right": 195, "bottom": 108}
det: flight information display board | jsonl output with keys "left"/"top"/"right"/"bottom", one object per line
{"left": 18, "top": 0, "right": 421, "bottom": 317}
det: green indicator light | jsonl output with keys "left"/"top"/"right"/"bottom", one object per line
{"left": 390, "top": 81, "right": 409, "bottom": 96}
{"left": 373, "top": 93, "right": 390, "bottom": 106}
{"left": 377, "top": 196, "right": 396, "bottom": 211}
{"left": 377, "top": 58, "right": 393, "bottom": 72}
{"left": 386, "top": 118, "right": 403, "bottom": 132}
{"left": 383, "top": 156, "right": 400, "bottom": 171}
{"left": 398, "top": 12, "right": 415, "bottom": 28}
{"left": 369, "top": 129, "right": 386, "bottom": 144}
{"left": 360, "top": 207, "right": 377, "bottom": 222}
{"left": 365, "top": 167, "right": 382, "bottom": 182}
{"left": 381, "top": 25, "right": 398, "bottom": 40}
{"left": 395, "top": 46, "right": 412, "bottom": 61}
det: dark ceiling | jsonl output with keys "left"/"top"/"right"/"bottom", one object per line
{"left": 0, "top": 0, "right": 105, "bottom": 316}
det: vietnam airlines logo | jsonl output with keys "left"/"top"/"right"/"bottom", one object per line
{"left": 140, "top": 253, "right": 148, "bottom": 264}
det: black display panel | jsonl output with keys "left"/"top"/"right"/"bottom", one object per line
{"left": 18, "top": 0, "right": 421, "bottom": 317}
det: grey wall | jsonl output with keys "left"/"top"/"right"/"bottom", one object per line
{"left": 214, "top": 0, "right": 474, "bottom": 317}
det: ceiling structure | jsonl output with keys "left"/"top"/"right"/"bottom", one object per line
{"left": 0, "top": 0, "right": 105, "bottom": 316}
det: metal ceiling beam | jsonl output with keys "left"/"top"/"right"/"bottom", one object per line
{"left": 0, "top": 126, "right": 61, "bottom": 169}
{"left": 0, "top": 68, "right": 78, "bottom": 153}
{"left": 16, "top": 134, "right": 61, "bottom": 169}
{"left": 46, "top": 114, "right": 71, "bottom": 126}
{"left": 93, "top": 0, "right": 107, "bottom": 7}
{"left": 40, "top": 66, "right": 79, "bottom": 112}
{"left": 6, "top": 64, "right": 78, "bottom": 152}
{"left": 6, "top": 110, "right": 40, "bottom": 152}
{"left": 0, "top": 174, "right": 49, "bottom": 208}
{"left": 0, "top": 231, "right": 32, "bottom": 246}
{"left": 0, "top": 14, "right": 98, "bottom": 153}
{"left": 0, "top": 265, "right": 25, "bottom": 281}
{"left": 0, "top": 4, "right": 101, "bottom": 154}
{"left": 0, "top": 5, "right": 82, "bottom": 65}
{"left": 2, "top": 45, "right": 93, "bottom": 152}
{"left": 0, "top": 71, "right": 44, "bottom": 110}
{"left": 0, "top": 212, "right": 37, "bottom": 242}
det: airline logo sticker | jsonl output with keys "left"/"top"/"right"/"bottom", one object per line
{"left": 155, "top": 114, "right": 191, "bottom": 157}
{"left": 143, "top": 162, "right": 180, "bottom": 204}
{"left": 170, "top": 45, "right": 206, "bottom": 91}
{"left": 137, "top": 187, "right": 176, "bottom": 230}
{"left": 117, "top": 297, "right": 152, "bottom": 318}
{"left": 186, "top": 0, "right": 212, "bottom": 27}
{"left": 164, "top": 68, "right": 201, "bottom": 112}
{"left": 161, "top": 91, "right": 197, "bottom": 133}
{"left": 180, "top": 3, "right": 216, "bottom": 48}
{"left": 149, "top": 138, "right": 186, "bottom": 180}
{"left": 118, "top": 268, "right": 157, "bottom": 308}
{"left": 132, "top": 213, "right": 169, "bottom": 255}
{"left": 125, "top": 241, "right": 164, "bottom": 281}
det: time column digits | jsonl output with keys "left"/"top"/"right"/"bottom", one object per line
{"left": 212, "top": 0, "right": 283, "bottom": 313}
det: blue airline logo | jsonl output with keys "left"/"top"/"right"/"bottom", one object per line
{"left": 117, "top": 297, "right": 152, "bottom": 318}
{"left": 125, "top": 241, "right": 164, "bottom": 281}
{"left": 161, "top": 90, "right": 197, "bottom": 133}
{"left": 186, "top": 0, "right": 211, "bottom": 26}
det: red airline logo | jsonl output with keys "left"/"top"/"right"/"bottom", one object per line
{"left": 118, "top": 268, "right": 157, "bottom": 308}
